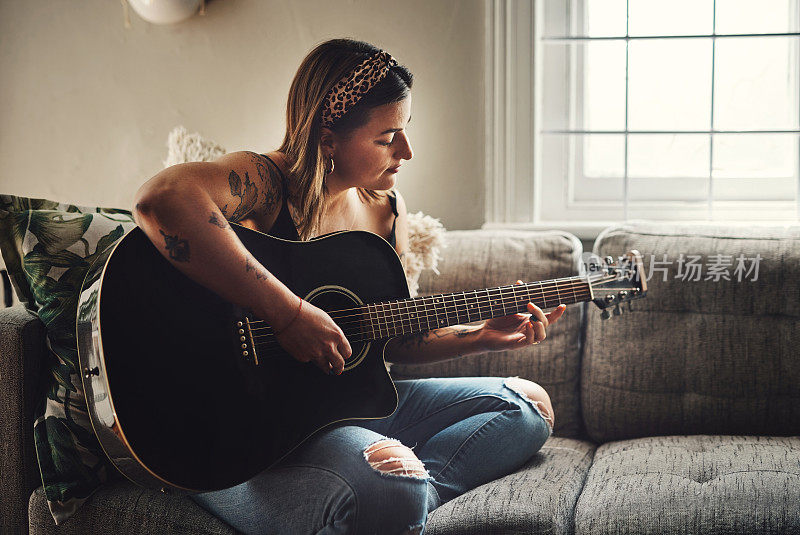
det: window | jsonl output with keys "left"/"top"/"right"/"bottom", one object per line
{"left": 484, "top": 0, "right": 800, "bottom": 237}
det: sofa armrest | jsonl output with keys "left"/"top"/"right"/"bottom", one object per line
{"left": 0, "top": 305, "right": 47, "bottom": 535}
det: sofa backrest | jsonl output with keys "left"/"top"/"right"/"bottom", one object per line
{"left": 0, "top": 305, "right": 47, "bottom": 535}
{"left": 389, "top": 229, "right": 588, "bottom": 440}
{"left": 582, "top": 222, "right": 800, "bottom": 442}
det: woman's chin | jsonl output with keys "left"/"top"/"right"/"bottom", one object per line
{"left": 375, "top": 174, "right": 396, "bottom": 190}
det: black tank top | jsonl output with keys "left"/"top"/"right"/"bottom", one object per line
{"left": 261, "top": 154, "right": 398, "bottom": 248}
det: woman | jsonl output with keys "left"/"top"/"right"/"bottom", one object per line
{"left": 133, "top": 38, "right": 564, "bottom": 535}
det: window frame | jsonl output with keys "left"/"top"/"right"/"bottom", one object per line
{"left": 482, "top": 0, "right": 800, "bottom": 239}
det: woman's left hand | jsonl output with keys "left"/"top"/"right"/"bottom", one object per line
{"left": 476, "top": 280, "right": 566, "bottom": 352}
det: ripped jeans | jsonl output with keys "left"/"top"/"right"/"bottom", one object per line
{"left": 189, "top": 376, "right": 554, "bottom": 535}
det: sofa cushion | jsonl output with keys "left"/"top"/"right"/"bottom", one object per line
{"left": 390, "top": 229, "right": 587, "bottom": 440}
{"left": 426, "top": 437, "right": 595, "bottom": 535}
{"left": 583, "top": 222, "right": 800, "bottom": 442}
{"left": 0, "top": 195, "right": 136, "bottom": 525}
{"left": 28, "top": 481, "right": 237, "bottom": 535}
{"left": 574, "top": 435, "right": 800, "bottom": 535}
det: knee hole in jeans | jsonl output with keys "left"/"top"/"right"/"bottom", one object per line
{"left": 503, "top": 376, "right": 555, "bottom": 432}
{"left": 363, "top": 439, "right": 429, "bottom": 479}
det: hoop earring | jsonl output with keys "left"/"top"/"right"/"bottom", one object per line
{"left": 326, "top": 156, "right": 335, "bottom": 175}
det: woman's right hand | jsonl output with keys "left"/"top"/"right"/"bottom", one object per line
{"left": 273, "top": 299, "right": 352, "bottom": 375}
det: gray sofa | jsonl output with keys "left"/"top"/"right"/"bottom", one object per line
{"left": 3, "top": 222, "right": 799, "bottom": 534}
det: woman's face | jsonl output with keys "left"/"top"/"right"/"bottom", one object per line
{"left": 323, "top": 96, "right": 413, "bottom": 193}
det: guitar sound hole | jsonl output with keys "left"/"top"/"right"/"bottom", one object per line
{"left": 305, "top": 285, "right": 370, "bottom": 370}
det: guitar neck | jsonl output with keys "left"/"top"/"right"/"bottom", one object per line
{"left": 361, "top": 276, "right": 592, "bottom": 340}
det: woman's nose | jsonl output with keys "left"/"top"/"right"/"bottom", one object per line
{"left": 395, "top": 132, "right": 413, "bottom": 160}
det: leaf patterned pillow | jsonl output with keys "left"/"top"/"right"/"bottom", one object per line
{"left": 0, "top": 194, "right": 135, "bottom": 525}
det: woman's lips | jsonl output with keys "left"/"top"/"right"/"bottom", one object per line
{"left": 387, "top": 165, "right": 401, "bottom": 173}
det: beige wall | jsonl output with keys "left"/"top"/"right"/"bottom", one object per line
{"left": 0, "top": 0, "right": 485, "bottom": 230}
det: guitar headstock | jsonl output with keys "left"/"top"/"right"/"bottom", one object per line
{"left": 584, "top": 250, "right": 647, "bottom": 319}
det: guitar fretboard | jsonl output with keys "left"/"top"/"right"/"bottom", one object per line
{"left": 358, "top": 276, "right": 592, "bottom": 339}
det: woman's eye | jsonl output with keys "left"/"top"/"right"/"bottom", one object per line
{"left": 378, "top": 139, "right": 394, "bottom": 146}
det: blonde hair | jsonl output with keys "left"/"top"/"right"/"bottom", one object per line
{"left": 276, "top": 38, "right": 413, "bottom": 240}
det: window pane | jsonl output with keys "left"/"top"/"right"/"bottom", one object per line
{"left": 714, "top": 36, "right": 799, "bottom": 131}
{"left": 585, "top": 41, "right": 627, "bottom": 130}
{"left": 541, "top": 41, "right": 626, "bottom": 131}
{"left": 543, "top": 0, "right": 626, "bottom": 38}
{"left": 583, "top": 134, "right": 625, "bottom": 178}
{"left": 628, "top": 0, "right": 714, "bottom": 36}
{"left": 628, "top": 134, "right": 709, "bottom": 178}
{"left": 713, "top": 133, "right": 797, "bottom": 179}
{"left": 715, "top": 0, "right": 799, "bottom": 34}
{"left": 541, "top": 134, "right": 626, "bottom": 217}
{"left": 628, "top": 40, "right": 713, "bottom": 130}
{"left": 585, "top": 0, "right": 627, "bottom": 37}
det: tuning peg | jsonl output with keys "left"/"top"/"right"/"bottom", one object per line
{"left": 613, "top": 303, "right": 622, "bottom": 316}
{"left": 600, "top": 309, "right": 611, "bottom": 320}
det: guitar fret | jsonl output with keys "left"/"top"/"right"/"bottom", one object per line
{"left": 364, "top": 304, "right": 376, "bottom": 340}
{"left": 368, "top": 303, "right": 379, "bottom": 339}
{"left": 395, "top": 300, "right": 404, "bottom": 336}
{"left": 381, "top": 302, "right": 392, "bottom": 338}
{"left": 433, "top": 295, "right": 445, "bottom": 328}
{"left": 387, "top": 300, "right": 397, "bottom": 336}
{"left": 470, "top": 290, "right": 478, "bottom": 322}
{"left": 554, "top": 279, "right": 560, "bottom": 306}
{"left": 499, "top": 288, "right": 507, "bottom": 316}
{"left": 422, "top": 296, "right": 432, "bottom": 331}
{"left": 380, "top": 301, "right": 388, "bottom": 338}
{"left": 449, "top": 293, "right": 458, "bottom": 325}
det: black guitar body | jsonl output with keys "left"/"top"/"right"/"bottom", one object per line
{"left": 77, "top": 224, "right": 406, "bottom": 493}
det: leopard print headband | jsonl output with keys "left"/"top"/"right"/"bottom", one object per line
{"left": 320, "top": 50, "right": 398, "bottom": 128}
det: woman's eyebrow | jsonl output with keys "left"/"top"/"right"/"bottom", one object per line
{"left": 378, "top": 115, "right": 412, "bottom": 135}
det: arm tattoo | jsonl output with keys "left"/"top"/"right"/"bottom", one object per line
{"left": 208, "top": 211, "right": 229, "bottom": 229}
{"left": 245, "top": 257, "right": 270, "bottom": 281}
{"left": 454, "top": 328, "right": 473, "bottom": 338}
{"left": 159, "top": 229, "right": 190, "bottom": 262}
{"left": 226, "top": 170, "right": 259, "bottom": 221}
{"left": 246, "top": 152, "right": 282, "bottom": 217}
{"left": 396, "top": 329, "right": 446, "bottom": 350}
{"left": 396, "top": 326, "right": 474, "bottom": 350}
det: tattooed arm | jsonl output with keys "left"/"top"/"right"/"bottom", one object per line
{"left": 383, "top": 324, "right": 486, "bottom": 365}
{"left": 132, "top": 151, "right": 298, "bottom": 326}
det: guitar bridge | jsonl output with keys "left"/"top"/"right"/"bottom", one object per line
{"left": 237, "top": 317, "right": 259, "bottom": 366}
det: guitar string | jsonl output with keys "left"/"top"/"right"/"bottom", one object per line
{"left": 248, "top": 273, "right": 619, "bottom": 334}
{"left": 247, "top": 278, "right": 614, "bottom": 341}
{"left": 249, "top": 287, "right": 596, "bottom": 349}
{"left": 247, "top": 275, "right": 612, "bottom": 333}
{"left": 248, "top": 281, "right": 596, "bottom": 338}
{"left": 247, "top": 292, "right": 596, "bottom": 359}
{"left": 246, "top": 275, "right": 595, "bottom": 326}
{"left": 249, "top": 280, "right": 638, "bottom": 353}
{"left": 253, "top": 293, "right": 590, "bottom": 343}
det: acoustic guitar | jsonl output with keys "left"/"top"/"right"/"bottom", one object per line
{"left": 77, "top": 223, "right": 646, "bottom": 494}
